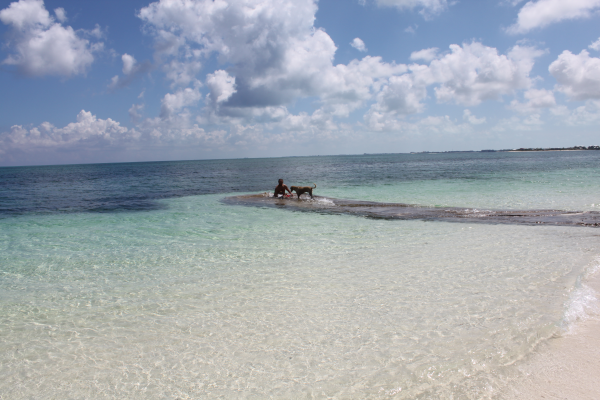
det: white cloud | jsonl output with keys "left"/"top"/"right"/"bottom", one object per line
{"left": 365, "top": 111, "right": 474, "bottom": 134}
{"left": 137, "top": 112, "right": 229, "bottom": 145}
{"left": 160, "top": 86, "right": 202, "bottom": 118}
{"left": 429, "top": 43, "right": 544, "bottom": 106}
{"left": 129, "top": 103, "right": 144, "bottom": 121}
{"left": 463, "top": 109, "right": 486, "bottom": 124}
{"left": 88, "top": 24, "right": 104, "bottom": 39}
{"left": 0, "top": 110, "right": 130, "bottom": 152}
{"left": 53, "top": 7, "right": 66, "bottom": 23}
{"left": 109, "top": 54, "right": 152, "bottom": 90}
{"left": 404, "top": 24, "right": 418, "bottom": 34}
{"left": 492, "top": 115, "right": 544, "bottom": 132}
{"left": 164, "top": 60, "right": 202, "bottom": 87}
{"left": 134, "top": 1, "right": 545, "bottom": 142}
{"left": 509, "top": 88, "right": 556, "bottom": 112}
{"left": 589, "top": 37, "right": 600, "bottom": 51}
{"left": 367, "top": 71, "right": 428, "bottom": 118}
{"left": 507, "top": 0, "right": 600, "bottom": 34}
{"left": 139, "top": 0, "right": 326, "bottom": 108}
{"left": 410, "top": 47, "right": 438, "bottom": 62}
{"left": 350, "top": 38, "right": 367, "bottom": 52}
{"left": 139, "top": 0, "right": 406, "bottom": 123}
{"left": 0, "top": 0, "right": 51, "bottom": 29}
{"left": 364, "top": 42, "right": 543, "bottom": 127}
{"left": 564, "top": 100, "right": 600, "bottom": 125}
{"left": 0, "top": 0, "right": 100, "bottom": 77}
{"left": 0, "top": 109, "right": 233, "bottom": 158}
{"left": 374, "top": 0, "right": 449, "bottom": 18}
{"left": 549, "top": 50, "right": 600, "bottom": 100}
{"left": 122, "top": 53, "right": 136, "bottom": 75}
{"left": 206, "top": 70, "right": 237, "bottom": 104}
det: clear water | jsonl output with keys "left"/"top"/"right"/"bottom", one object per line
{"left": 1, "top": 151, "right": 600, "bottom": 398}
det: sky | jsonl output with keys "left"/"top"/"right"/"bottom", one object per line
{"left": 0, "top": 0, "right": 599, "bottom": 166}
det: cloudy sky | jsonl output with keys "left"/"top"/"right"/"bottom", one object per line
{"left": 1, "top": 0, "right": 599, "bottom": 166}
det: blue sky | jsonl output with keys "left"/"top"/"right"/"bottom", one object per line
{"left": 1, "top": 0, "right": 599, "bottom": 166}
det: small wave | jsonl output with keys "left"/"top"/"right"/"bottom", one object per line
{"left": 561, "top": 258, "right": 600, "bottom": 333}
{"left": 308, "top": 197, "right": 335, "bottom": 206}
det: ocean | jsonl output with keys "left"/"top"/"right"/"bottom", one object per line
{"left": 1, "top": 151, "right": 599, "bottom": 398}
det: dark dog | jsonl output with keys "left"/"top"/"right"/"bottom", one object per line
{"left": 290, "top": 183, "right": 317, "bottom": 199}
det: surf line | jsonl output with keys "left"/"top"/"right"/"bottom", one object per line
{"left": 222, "top": 194, "right": 600, "bottom": 228}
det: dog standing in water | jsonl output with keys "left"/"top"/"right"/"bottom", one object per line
{"left": 291, "top": 183, "right": 317, "bottom": 199}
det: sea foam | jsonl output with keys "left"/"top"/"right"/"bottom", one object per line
{"left": 561, "top": 258, "right": 600, "bottom": 333}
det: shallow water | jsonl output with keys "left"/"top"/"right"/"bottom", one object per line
{"left": 1, "top": 151, "right": 600, "bottom": 398}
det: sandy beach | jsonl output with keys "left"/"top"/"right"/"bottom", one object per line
{"left": 508, "top": 273, "right": 600, "bottom": 399}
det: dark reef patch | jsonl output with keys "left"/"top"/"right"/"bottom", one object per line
{"left": 223, "top": 194, "right": 600, "bottom": 227}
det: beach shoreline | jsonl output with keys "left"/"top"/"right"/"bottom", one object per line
{"left": 507, "top": 272, "right": 600, "bottom": 399}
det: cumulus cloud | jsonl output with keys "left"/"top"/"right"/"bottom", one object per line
{"left": 492, "top": 114, "right": 544, "bottom": 132}
{"left": 367, "top": 71, "right": 428, "bottom": 120}
{"left": 109, "top": 53, "right": 152, "bottom": 90}
{"left": 53, "top": 7, "right": 66, "bottom": 22}
{"left": 164, "top": 60, "right": 203, "bottom": 87}
{"left": 410, "top": 47, "right": 438, "bottom": 62}
{"left": 374, "top": 0, "right": 449, "bottom": 18}
{"left": 563, "top": 100, "right": 600, "bottom": 125}
{"left": 122, "top": 53, "right": 136, "bottom": 75}
{"left": 463, "top": 109, "right": 486, "bottom": 124}
{"left": 0, "top": 0, "right": 102, "bottom": 77}
{"left": 351, "top": 38, "right": 367, "bottom": 52}
{"left": 525, "top": 88, "right": 557, "bottom": 108}
{"left": 364, "top": 42, "right": 543, "bottom": 128}
{"left": 139, "top": 0, "right": 326, "bottom": 107}
{"left": 0, "top": 110, "right": 130, "bottom": 153}
{"left": 139, "top": 0, "right": 406, "bottom": 122}
{"left": 405, "top": 24, "right": 418, "bottom": 34}
{"left": 509, "top": 88, "right": 556, "bottom": 113}
{"left": 589, "top": 37, "right": 600, "bottom": 51}
{"left": 549, "top": 50, "right": 600, "bottom": 100}
{"left": 160, "top": 86, "right": 202, "bottom": 118}
{"left": 507, "top": 0, "right": 600, "bottom": 34}
{"left": 129, "top": 103, "right": 144, "bottom": 121}
{"left": 0, "top": 109, "right": 235, "bottom": 160}
{"left": 206, "top": 70, "right": 237, "bottom": 104}
{"left": 429, "top": 43, "right": 544, "bottom": 106}
{"left": 365, "top": 110, "right": 475, "bottom": 134}
{"left": 129, "top": 1, "right": 545, "bottom": 143}
{"left": 0, "top": 0, "right": 51, "bottom": 28}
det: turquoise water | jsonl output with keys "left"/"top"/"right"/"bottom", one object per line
{"left": 1, "top": 152, "right": 600, "bottom": 398}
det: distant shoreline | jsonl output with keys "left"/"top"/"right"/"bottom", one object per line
{"left": 408, "top": 146, "right": 600, "bottom": 154}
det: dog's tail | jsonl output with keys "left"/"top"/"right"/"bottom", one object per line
{"left": 313, "top": 183, "right": 317, "bottom": 188}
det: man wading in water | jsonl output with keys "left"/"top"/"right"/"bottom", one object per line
{"left": 274, "top": 179, "right": 292, "bottom": 198}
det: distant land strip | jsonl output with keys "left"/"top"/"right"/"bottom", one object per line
{"left": 407, "top": 146, "right": 600, "bottom": 154}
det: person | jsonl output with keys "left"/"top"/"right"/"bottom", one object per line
{"left": 274, "top": 178, "right": 292, "bottom": 198}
